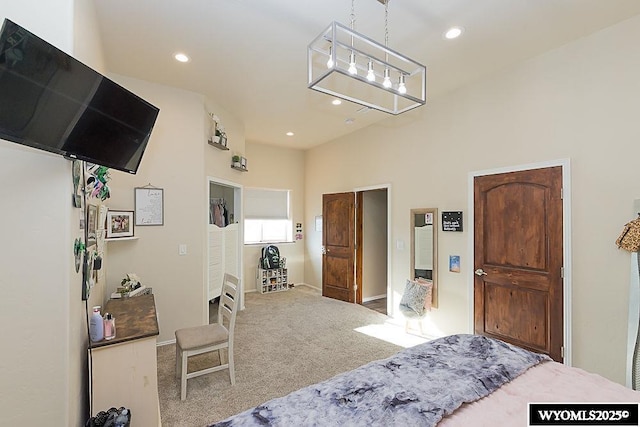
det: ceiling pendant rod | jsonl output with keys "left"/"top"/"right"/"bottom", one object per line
{"left": 348, "top": 0, "right": 357, "bottom": 75}
{"left": 382, "top": 0, "right": 392, "bottom": 88}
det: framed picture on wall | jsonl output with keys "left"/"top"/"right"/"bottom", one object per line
{"left": 87, "top": 204, "right": 97, "bottom": 247}
{"left": 106, "top": 210, "right": 135, "bottom": 239}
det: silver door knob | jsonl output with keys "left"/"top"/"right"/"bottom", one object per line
{"left": 475, "top": 268, "right": 487, "bottom": 276}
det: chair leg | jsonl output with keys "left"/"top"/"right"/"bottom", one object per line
{"left": 180, "top": 351, "right": 188, "bottom": 400}
{"left": 228, "top": 344, "right": 235, "bottom": 385}
{"left": 175, "top": 344, "right": 181, "bottom": 380}
{"left": 219, "top": 348, "right": 227, "bottom": 365}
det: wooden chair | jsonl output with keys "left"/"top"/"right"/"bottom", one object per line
{"left": 175, "top": 273, "right": 239, "bottom": 400}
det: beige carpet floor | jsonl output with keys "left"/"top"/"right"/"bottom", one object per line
{"left": 157, "top": 285, "right": 403, "bottom": 426}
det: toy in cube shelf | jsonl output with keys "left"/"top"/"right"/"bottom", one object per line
{"left": 261, "top": 245, "right": 280, "bottom": 270}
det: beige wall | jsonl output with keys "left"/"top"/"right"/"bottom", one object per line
{"left": 105, "top": 76, "right": 207, "bottom": 343}
{"left": 243, "top": 142, "right": 306, "bottom": 290}
{"left": 0, "top": 0, "right": 106, "bottom": 424}
{"left": 304, "top": 15, "right": 640, "bottom": 385}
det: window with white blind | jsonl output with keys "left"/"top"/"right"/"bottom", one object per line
{"left": 244, "top": 188, "right": 292, "bottom": 244}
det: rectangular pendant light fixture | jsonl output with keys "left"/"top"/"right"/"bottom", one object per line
{"left": 307, "top": 21, "right": 426, "bottom": 115}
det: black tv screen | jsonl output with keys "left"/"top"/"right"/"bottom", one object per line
{"left": 0, "top": 19, "right": 159, "bottom": 174}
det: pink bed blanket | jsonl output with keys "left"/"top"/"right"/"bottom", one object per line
{"left": 440, "top": 360, "right": 640, "bottom": 426}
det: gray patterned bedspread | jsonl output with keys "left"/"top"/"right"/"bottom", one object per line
{"left": 210, "top": 334, "right": 550, "bottom": 427}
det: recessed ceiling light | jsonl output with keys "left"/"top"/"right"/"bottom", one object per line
{"left": 286, "top": 132, "right": 294, "bottom": 136}
{"left": 444, "top": 26, "right": 464, "bottom": 40}
{"left": 332, "top": 99, "right": 342, "bottom": 106}
{"left": 174, "top": 52, "right": 190, "bottom": 63}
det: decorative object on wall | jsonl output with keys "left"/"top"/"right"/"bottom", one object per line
{"left": 307, "top": 0, "right": 426, "bottom": 114}
{"left": 449, "top": 255, "right": 460, "bottom": 273}
{"left": 106, "top": 210, "right": 135, "bottom": 239}
{"left": 72, "top": 160, "right": 82, "bottom": 208}
{"left": 442, "top": 211, "right": 463, "bottom": 232}
{"left": 86, "top": 164, "right": 111, "bottom": 201}
{"left": 135, "top": 185, "right": 164, "bottom": 226}
{"left": 74, "top": 238, "right": 85, "bottom": 273}
{"left": 296, "top": 222, "right": 303, "bottom": 240}
{"left": 87, "top": 204, "right": 98, "bottom": 247}
{"left": 315, "top": 215, "right": 323, "bottom": 232}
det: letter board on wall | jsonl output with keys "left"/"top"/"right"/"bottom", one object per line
{"left": 442, "top": 211, "right": 463, "bottom": 232}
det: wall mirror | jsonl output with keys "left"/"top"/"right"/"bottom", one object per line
{"left": 410, "top": 208, "right": 438, "bottom": 308}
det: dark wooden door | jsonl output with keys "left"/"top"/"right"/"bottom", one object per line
{"left": 323, "top": 192, "right": 356, "bottom": 303}
{"left": 474, "top": 166, "right": 564, "bottom": 362}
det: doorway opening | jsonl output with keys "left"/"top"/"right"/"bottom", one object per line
{"left": 207, "top": 176, "right": 243, "bottom": 324}
{"left": 359, "top": 187, "right": 389, "bottom": 315}
{"left": 321, "top": 185, "right": 390, "bottom": 315}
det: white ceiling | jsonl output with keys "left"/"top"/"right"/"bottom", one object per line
{"left": 94, "top": 0, "right": 640, "bottom": 150}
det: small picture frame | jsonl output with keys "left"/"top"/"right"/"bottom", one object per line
{"left": 106, "top": 210, "right": 135, "bottom": 239}
{"left": 240, "top": 156, "right": 247, "bottom": 169}
{"left": 424, "top": 212, "right": 433, "bottom": 225}
{"left": 87, "top": 204, "right": 98, "bottom": 247}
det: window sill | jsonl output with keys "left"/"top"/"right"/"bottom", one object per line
{"left": 244, "top": 241, "right": 295, "bottom": 246}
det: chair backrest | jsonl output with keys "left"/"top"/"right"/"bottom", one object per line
{"left": 218, "top": 273, "right": 240, "bottom": 340}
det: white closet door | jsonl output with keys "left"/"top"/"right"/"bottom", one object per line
{"left": 208, "top": 225, "right": 223, "bottom": 300}
{"left": 224, "top": 224, "right": 239, "bottom": 277}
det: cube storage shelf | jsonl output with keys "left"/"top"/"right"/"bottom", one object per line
{"left": 257, "top": 268, "right": 288, "bottom": 294}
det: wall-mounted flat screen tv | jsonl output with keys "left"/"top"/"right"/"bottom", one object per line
{"left": 0, "top": 19, "right": 159, "bottom": 174}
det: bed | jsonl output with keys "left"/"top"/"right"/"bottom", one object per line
{"left": 210, "top": 334, "right": 640, "bottom": 426}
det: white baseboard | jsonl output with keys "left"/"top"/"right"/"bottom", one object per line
{"left": 295, "top": 282, "right": 321, "bottom": 291}
{"left": 363, "top": 294, "right": 386, "bottom": 302}
{"left": 157, "top": 339, "right": 175, "bottom": 347}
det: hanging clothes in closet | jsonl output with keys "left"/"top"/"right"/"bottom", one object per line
{"left": 210, "top": 198, "right": 228, "bottom": 227}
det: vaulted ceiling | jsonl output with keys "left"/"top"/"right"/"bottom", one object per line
{"left": 94, "top": 0, "right": 640, "bottom": 149}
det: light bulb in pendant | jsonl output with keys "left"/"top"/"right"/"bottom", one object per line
{"left": 366, "top": 60, "right": 375, "bottom": 82}
{"left": 398, "top": 74, "right": 407, "bottom": 94}
{"left": 382, "top": 68, "right": 392, "bottom": 88}
{"left": 348, "top": 52, "right": 357, "bottom": 75}
{"left": 326, "top": 46, "right": 334, "bottom": 68}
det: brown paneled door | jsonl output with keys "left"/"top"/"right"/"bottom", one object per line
{"left": 474, "top": 166, "right": 564, "bottom": 362}
{"left": 322, "top": 192, "right": 357, "bottom": 303}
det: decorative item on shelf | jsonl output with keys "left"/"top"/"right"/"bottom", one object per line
{"left": 231, "top": 154, "right": 248, "bottom": 171}
{"left": 207, "top": 112, "right": 229, "bottom": 149}
{"left": 208, "top": 112, "right": 220, "bottom": 142}
{"left": 106, "top": 210, "right": 135, "bottom": 238}
{"left": 307, "top": 0, "right": 426, "bottom": 115}
{"left": 112, "top": 273, "right": 148, "bottom": 299}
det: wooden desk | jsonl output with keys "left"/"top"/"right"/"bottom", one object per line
{"left": 90, "top": 294, "right": 161, "bottom": 426}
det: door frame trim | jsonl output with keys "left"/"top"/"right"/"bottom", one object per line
{"left": 353, "top": 183, "right": 392, "bottom": 315}
{"left": 467, "top": 158, "right": 572, "bottom": 365}
{"left": 206, "top": 175, "right": 244, "bottom": 319}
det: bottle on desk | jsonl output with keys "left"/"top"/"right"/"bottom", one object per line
{"left": 103, "top": 313, "right": 116, "bottom": 340}
{"left": 89, "top": 306, "right": 104, "bottom": 342}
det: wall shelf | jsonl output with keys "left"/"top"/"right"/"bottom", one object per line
{"left": 105, "top": 236, "right": 139, "bottom": 242}
{"left": 231, "top": 165, "right": 248, "bottom": 172}
{"left": 208, "top": 139, "right": 229, "bottom": 150}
